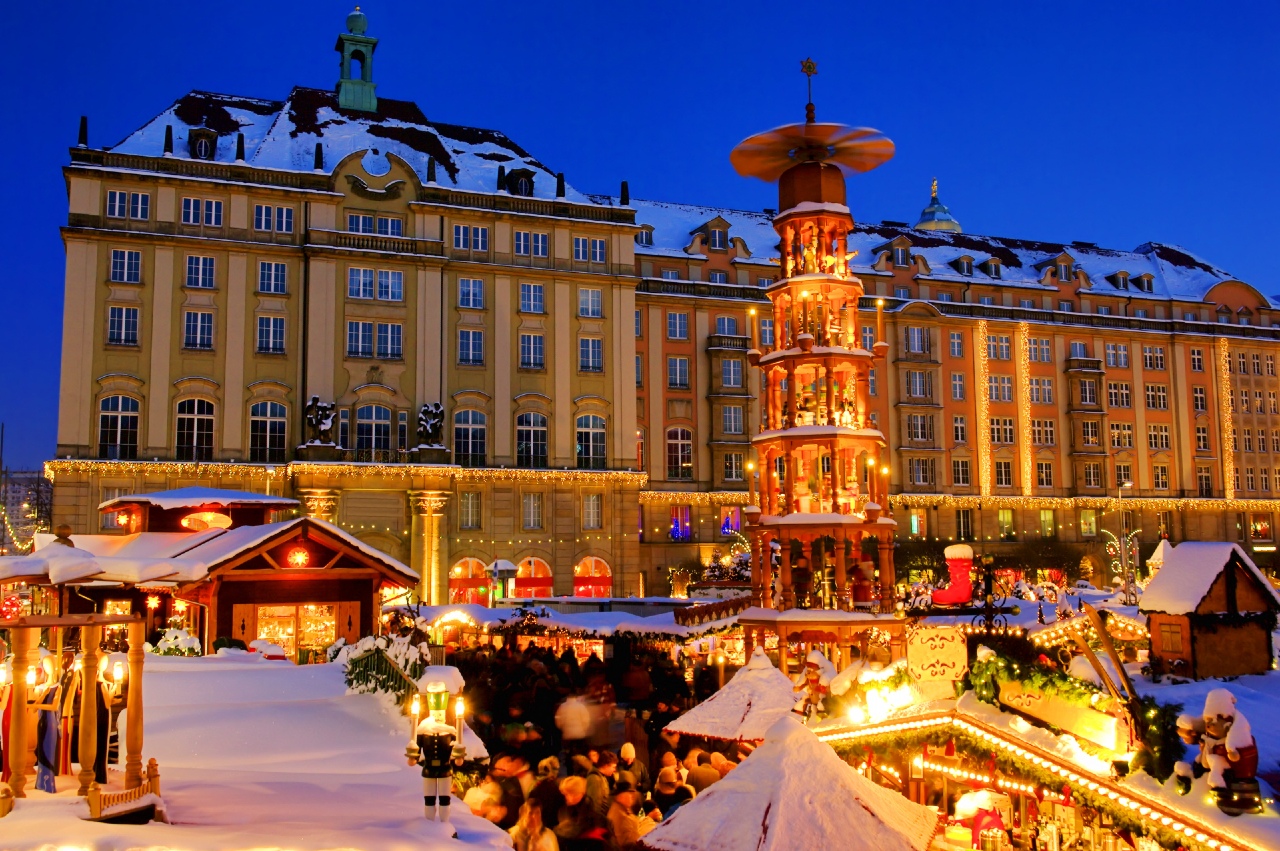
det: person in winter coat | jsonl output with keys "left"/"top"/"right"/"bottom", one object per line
{"left": 650, "top": 766, "right": 695, "bottom": 818}
{"left": 585, "top": 750, "right": 617, "bottom": 823}
{"left": 529, "top": 756, "right": 566, "bottom": 829}
{"left": 685, "top": 752, "right": 721, "bottom": 794}
{"left": 555, "top": 776, "right": 607, "bottom": 851}
{"left": 606, "top": 778, "right": 659, "bottom": 851}
{"left": 617, "top": 742, "right": 650, "bottom": 794}
{"left": 509, "top": 800, "right": 560, "bottom": 851}
{"left": 556, "top": 694, "right": 593, "bottom": 755}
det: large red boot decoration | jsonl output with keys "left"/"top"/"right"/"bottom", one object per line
{"left": 932, "top": 544, "right": 975, "bottom": 606}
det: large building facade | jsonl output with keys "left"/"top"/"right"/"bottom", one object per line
{"left": 49, "top": 11, "right": 1280, "bottom": 602}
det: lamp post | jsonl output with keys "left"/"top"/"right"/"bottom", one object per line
{"left": 1118, "top": 480, "right": 1136, "bottom": 605}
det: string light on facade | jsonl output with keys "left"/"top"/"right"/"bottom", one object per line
{"left": 975, "top": 319, "right": 992, "bottom": 496}
{"left": 1218, "top": 337, "right": 1236, "bottom": 501}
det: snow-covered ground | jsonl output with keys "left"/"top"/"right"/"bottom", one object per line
{"left": 2, "top": 653, "right": 509, "bottom": 850}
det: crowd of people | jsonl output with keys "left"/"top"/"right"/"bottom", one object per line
{"left": 449, "top": 641, "right": 744, "bottom": 851}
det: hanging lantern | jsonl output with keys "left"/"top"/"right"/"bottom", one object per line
{"left": 287, "top": 546, "right": 311, "bottom": 568}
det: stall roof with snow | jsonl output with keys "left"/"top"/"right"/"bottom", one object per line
{"left": 641, "top": 714, "right": 938, "bottom": 851}
{"left": 1139, "top": 542, "right": 1280, "bottom": 679}
{"left": 664, "top": 647, "right": 798, "bottom": 742}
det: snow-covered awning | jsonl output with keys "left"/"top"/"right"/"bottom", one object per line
{"left": 1140, "top": 542, "right": 1280, "bottom": 615}
{"left": 665, "top": 647, "right": 796, "bottom": 742}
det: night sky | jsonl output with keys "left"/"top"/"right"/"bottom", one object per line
{"left": 3, "top": 0, "right": 1277, "bottom": 468}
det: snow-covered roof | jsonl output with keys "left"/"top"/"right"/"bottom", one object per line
{"left": 665, "top": 647, "right": 797, "bottom": 742}
{"left": 642, "top": 714, "right": 938, "bottom": 851}
{"left": 0, "top": 517, "right": 416, "bottom": 587}
{"left": 98, "top": 486, "right": 298, "bottom": 512}
{"left": 1139, "top": 542, "right": 1280, "bottom": 615}
{"left": 110, "top": 88, "right": 596, "bottom": 203}
{"left": 611, "top": 194, "right": 1250, "bottom": 306}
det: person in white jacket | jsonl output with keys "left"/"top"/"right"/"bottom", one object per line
{"left": 555, "top": 694, "right": 593, "bottom": 755}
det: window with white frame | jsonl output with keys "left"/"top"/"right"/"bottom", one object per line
{"left": 107, "top": 306, "right": 139, "bottom": 346}
{"left": 667, "top": 311, "right": 689, "bottom": 340}
{"left": 258, "top": 261, "right": 287, "bottom": 294}
{"left": 1107, "top": 382, "right": 1132, "bottom": 408}
{"left": 907, "top": 414, "right": 934, "bottom": 441}
{"left": 347, "top": 267, "right": 374, "bottom": 299}
{"left": 579, "top": 288, "right": 603, "bottom": 317}
{"left": 1037, "top": 462, "right": 1054, "bottom": 488}
{"left": 635, "top": 355, "right": 643, "bottom": 388}
{"left": 1196, "top": 426, "right": 1210, "bottom": 451}
{"left": 346, "top": 321, "right": 373, "bottom": 357}
{"left": 1031, "top": 419, "right": 1056, "bottom": 445}
{"left": 666, "top": 427, "right": 693, "bottom": 479}
{"left": 760, "top": 318, "right": 774, "bottom": 347}
{"left": 519, "top": 333, "right": 545, "bottom": 369}
{"left": 709, "top": 228, "right": 726, "bottom": 249}
{"left": 709, "top": 271, "right": 728, "bottom": 284}
{"left": 906, "top": 370, "right": 932, "bottom": 398}
{"left": 1145, "top": 383, "right": 1169, "bottom": 410}
{"left": 986, "top": 335, "right": 1011, "bottom": 360}
{"left": 514, "top": 230, "right": 531, "bottom": 256}
{"left": 951, "top": 372, "right": 964, "bottom": 400}
{"left": 1070, "top": 341, "right": 1088, "bottom": 358}
{"left": 576, "top": 415, "right": 607, "bottom": 469}
{"left": 583, "top": 493, "right": 603, "bottom": 529}
{"left": 715, "top": 316, "right": 738, "bottom": 335}
{"left": 459, "top": 277, "right": 484, "bottom": 309}
{"left": 185, "top": 255, "right": 215, "bottom": 288}
{"left": 378, "top": 270, "right": 403, "bottom": 301}
{"left": 989, "top": 418, "right": 1014, "bottom": 444}
{"left": 579, "top": 337, "right": 603, "bottom": 372}
{"left": 520, "top": 282, "right": 545, "bottom": 313}
{"left": 995, "top": 461, "right": 1013, "bottom": 488}
{"left": 907, "top": 457, "right": 935, "bottom": 485}
{"left": 590, "top": 238, "right": 606, "bottom": 263}
{"left": 107, "top": 190, "right": 149, "bottom": 220}
{"left": 1084, "top": 462, "right": 1102, "bottom": 488}
{"left": 1110, "top": 422, "right": 1134, "bottom": 448}
{"left": 949, "top": 331, "right": 963, "bottom": 357}
{"left": 254, "top": 204, "right": 294, "bottom": 232}
{"left": 1080, "top": 379, "right": 1098, "bottom": 405}
{"left": 98, "top": 396, "right": 139, "bottom": 460}
{"left": 175, "top": 398, "right": 215, "bottom": 461}
{"left": 573, "top": 237, "right": 588, "bottom": 261}
{"left": 952, "top": 459, "right": 970, "bottom": 486}
{"left": 516, "top": 413, "right": 549, "bottom": 467}
{"left": 376, "top": 216, "right": 402, "bottom": 237}
{"left": 906, "top": 326, "right": 930, "bottom": 354}
{"left": 953, "top": 415, "right": 967, "bottom": 443}
{"left": 722, "top": 359, "right": 743, "bottom": 388}
{"left": 377, "top": 323, "right": 402, "bottom": 359}
{"left": 1143, "top": 346, "right": 1166, "bottom": 370}
{"left": 453, "top": 225, "right": 488, "bottom": 251}
{"left": 454, "top": 410, "right": 487, "bottom": 467}
{"left": 1153, "top": 464, "right": 1170, "bottom": 490}
{"left": 668, "top": 357, "right": 689, "bottom": 389}
{"left": 1082, "top": 420, "right": 1100, "bottom": 446}
{"left": 1148, "top": 424, "right": 1170, "bottom": 450}
{"left": 249, "top": 401, "right": 287, "bottom": 463}
{"left": 956, "top": 509, "right": 974, "bottom": 540}
{"left": 724, "top": 452, "right": 744, "bottom": 482}
{"left": 723, "top": 405, "right": 744, "bottom": 435}
{"left": 522, "top": 492, "right": 544, "bottom": 529}
{"left": 459, "top": 492, "right": 481, "bottom": 529}
{"left": 256, "top": 316, "right": 285, "bottom": 353}
{"left": 529, "top": 232, "right": 548, "bottom": 257}
{"left": 348, "top": 213, "right": 374, "bottom": 233}
{"left": 183, "top": 311, "right": 214, "bottom": 349}
{"left": 109, "top": 249, "right": 141, "bottom": 284}
{"left": 458, "top": 329, "right": 484, "bottom": 365}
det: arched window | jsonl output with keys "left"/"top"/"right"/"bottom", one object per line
{"left": 249, "top": 401, "right": 287, "bottom": 463}
{"left": 449, "top": 557, "right": 490, "bottom": 606}
{"left": 666, "top": 427, "right": 693, "bottom": 480}
{"left": 573, "top": 557, "right": 612, "bottom": 598}
{"left": 515, "top": 557, "right": 553, "bottom": 598}
{"left": 576, "top": 414, "right": 607, "bottom": 470}
{"left": 99, "top": 396, "right": 140, "bottom": 460}
{"left": 175, "top": 399, "right": 215, "bottom": 461}
{"left": 516, "top": 413, "right": 548, "bottom": 468}
{"left": 355, "top": 404, "right": 391, "bottom": 450}
{"left": 454, "top": 410, "right": 487, "bottom": 467}
{"left": 515, "top": 177, "right": 532, "bottom": 197}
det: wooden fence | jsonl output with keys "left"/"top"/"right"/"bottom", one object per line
{"left": 87, "top": 758, "right": 163, "bottom": 821}
{"left": 344, "top": 645, "right": 422, "bottom": 705}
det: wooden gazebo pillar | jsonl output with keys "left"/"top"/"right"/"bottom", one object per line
{"left": 6, "top": 626, "right": 33, "bottom": 797}
{"left": 834, "top": 532, "right": 849, "bottom": 611}
{"left": 124, "top": 620, "right": 145, "bottom": 789}
{"left": 78, "top": 624, "right": 102, "bottom": 796}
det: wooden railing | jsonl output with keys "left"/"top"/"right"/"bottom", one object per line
{"left": 0, "top": 786, "right": 12, "bottom": 818}
{"left": 86, "top": 758, "right": 162, "bottom": 820}
{"left": 345, "top": 644, "right": 423, "bottom": 703}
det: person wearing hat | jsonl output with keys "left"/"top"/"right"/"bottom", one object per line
{"left": 685, "top": 751, "right": 721, "bottom": 794}
{"left": 529, "top": 756, "right": 565, "bottom": 829}
{"left": 607, "top": 777, "right": 659, "bottom": 851}
{"left": 617, "top": 742, "right": 649, "bottom": 795}
{"left": 651, "top": 766, "right": 694, "bottom": 818}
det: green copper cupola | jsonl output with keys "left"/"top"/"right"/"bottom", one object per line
{"left": 336, "top": 6, "right": 378, "bottom": 112}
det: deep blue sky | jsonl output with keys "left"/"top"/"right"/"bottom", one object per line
{"left": 3, "top": 1, "right": 1277, "bottom": 468}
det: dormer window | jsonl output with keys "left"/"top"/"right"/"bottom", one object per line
{"left": 636, "top": 229, "right": 653, "bottom": 247}
{"left": 1057, "top": 262, "right": 1073, "bottom": 282}
{"left": 984, "top": 259, "right": 1001, "bottom": 279}
{"left": 187, "top": 129, "right": 218, "bottom": 161}
{"left": 504, "top": 168, "right": 536, "bottom": 197}
{"left": 893, "top": 247, "right": 910, "bottom": 267}
{"left": 709, "top": 229, "right": 727, "bottom": 250}
{"left": 1114, "top": 272, "right": 1129, "bottom": 290}
{"left": 958, "top": 259, "right": 973, "bottom": 276}
{"left": 1134, "top": 275, "right": 1154, "bottom": 293}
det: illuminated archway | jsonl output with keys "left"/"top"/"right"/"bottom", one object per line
{"left": 449, "top": 557, "right": 491, "bottom": 606}
{"left": 515, "top": 557, "right": 554, "bottom": 598}
{"left": 573, "top": 556, "right": 612, "bottom": 598}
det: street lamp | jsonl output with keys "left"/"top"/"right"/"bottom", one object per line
{"left": 1118, "top": 480, "right": 1136, "bottom": 604}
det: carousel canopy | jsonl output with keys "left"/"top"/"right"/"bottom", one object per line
{"left": 641, "top": 714, "right": 938, "bottom": 851}
{"left": 664, "top": 646, "right": 796, "bottom": 742}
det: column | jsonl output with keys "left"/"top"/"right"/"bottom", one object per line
{"left": 750, "top": 533, "right": 763, "bottom": 606}
{"left": 124, "top": 619, "right": 145, "bottom": 789}
{"left": 411, "top": 491, "right": 450, "bottom": 605}
{"left": 835, "top": 533, "right": 848, "bottom": 611}
{"left": 779, "top": 543, "right": 794, "bottom": 610}
{"left": 824, "top": 363, "right": 835, "bottom": 426}
{"left": 77, "top": 624, "right": 101, "bottom": 796}
{"left": 7, "top": 626, "right": 32, "bottom": 797}
{"left": 878, "top": 535, "right": 896, "bottom": 614}
{"left": 786, "top": 363, "right": 797, "bottom": 425}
